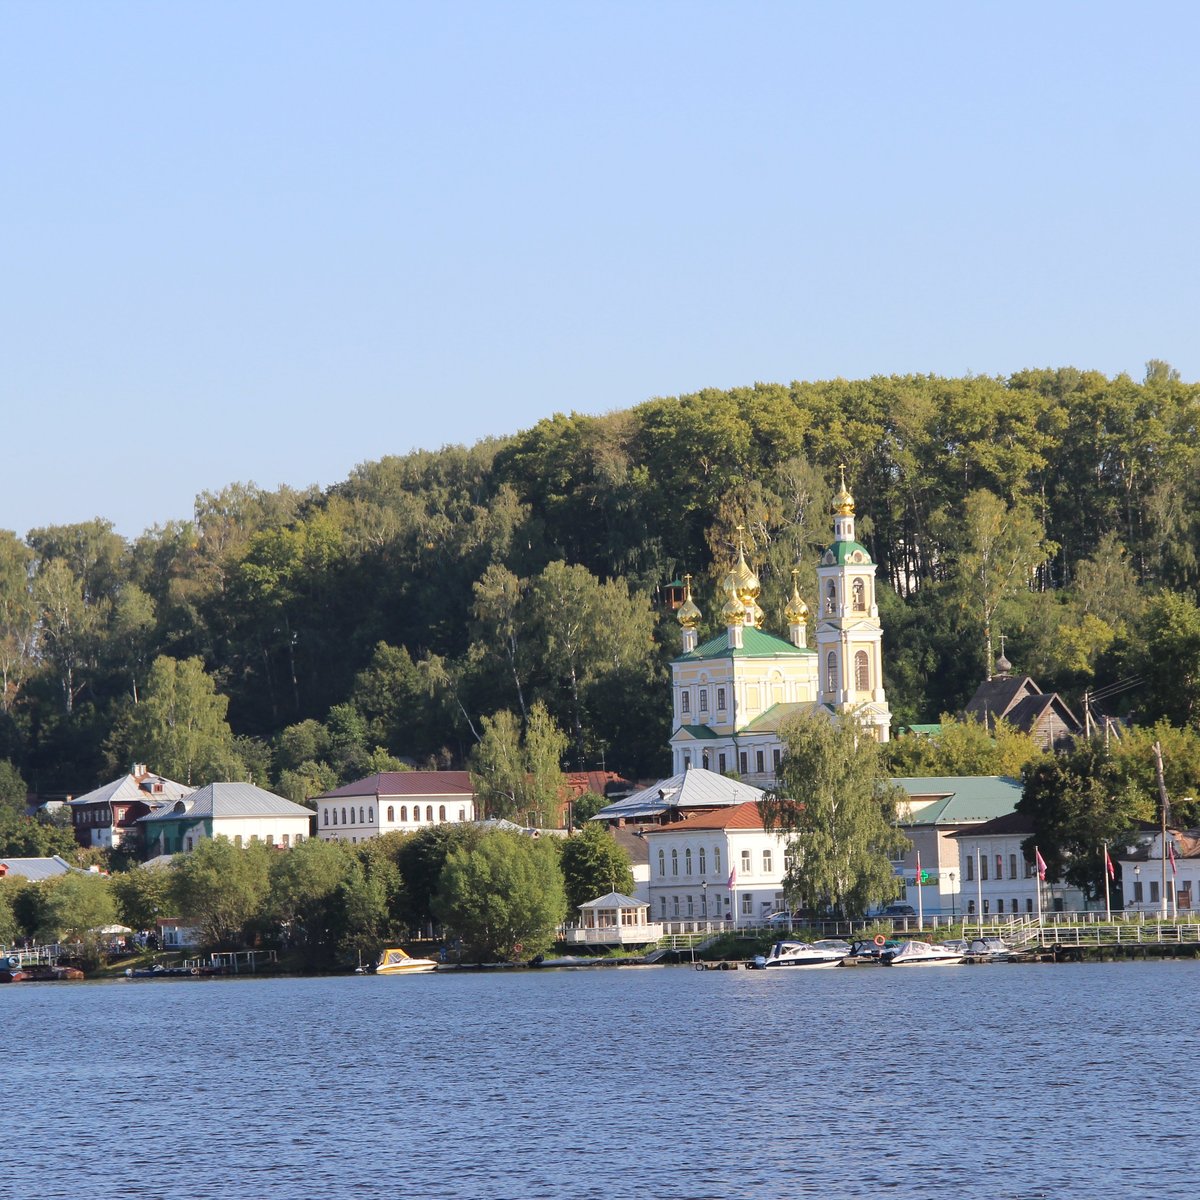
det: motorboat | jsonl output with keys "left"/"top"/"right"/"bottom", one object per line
{"left": 968, "top": 936, "right": 1014, "bottom": 961}
{"left": 881, "top": 940, "right": 964, "bottom": 967}
{"left": 751, "top": 940, "right": 847, "bottom": 969}
{"left": 375, "top": 947, "right": 439, "bottom": 975}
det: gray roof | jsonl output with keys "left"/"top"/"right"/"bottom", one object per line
{"left": 578, "top": 891, "right": 646, "bottom": 911}
{"left": 0, "top": 855, "right": 76, "bottom": 881}
{"left": 69, "top": 770, "right": 192, "bottom": 808}
{"left": 138, "top": 782, "right": 312, "bottom": 823}
{"left": 592, "top": 768, "right": 764, "bottom": 822}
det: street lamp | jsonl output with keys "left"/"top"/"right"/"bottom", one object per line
{"left": 700, "top": 879, "right": 708, "bottom": 925}
{"left": 949, "top": 871, "right": 956, "bottom": 922}
{"left": 1134, "top": 864, "right": 1141, "bottom": 910}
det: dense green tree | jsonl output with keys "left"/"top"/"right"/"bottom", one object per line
{"left": 171, "top": 837, "right": 271, "bottom": 947}
{"left": 0, "top": 813, "right": 79, "bottom": 859}
{"left": 762, "top": 712, "right": 909, "bottom": 918}
{"left": 124, "top": 655, "right": 243, "bottom": 785}
{"left": 0, "top": 530, "right": 37, "bottom": 712}
{"left": 470, "top": 702, "right": 567, "bottom": 826}
{"left": 0, "top": 880, "right": 20, "bottom": 945}
{"left": 109, "top": 864, "right": 173, "bottom": 931}
{"left": 434, "top": 830, "right": 566, "bottom": 961}
{"left": 1016, "top": 742, "right": 1150, "bottom": 899}
{"left": 885, "top": 715, "right": 1045, "bottom": 779}
{"left": 0, "top": 760, "right": 27, "bottom": 819}
{"left": 36, "top": 871, "right": 117, "bottom": 949}
{"left": 391, "top": 824, "right": 480, "bottom": 933}
{"left": 1118, "top": 591, "right": 1200, "bottom": 728}
{"left": 559, "top": 822, "right": 635, "bottom": 913}
{"left": 267, "top": 836, "right": 353, "bottom": 956}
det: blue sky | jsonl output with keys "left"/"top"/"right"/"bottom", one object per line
{"left": 4, "top": 2, "right": 1198, "bottom": 538}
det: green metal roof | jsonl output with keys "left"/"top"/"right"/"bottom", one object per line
{"left": 899, "top": 724, "right": 943, "bottom": 736}
{"left": 674, "top": 625, "right": 815, "bottom": 662}
{"left": 674, "top": 724, "right": 721, "bottom": 740}
{"left": 819, "top": 540, "right": 874, "bottom": 567}
{"left": 741, "top": 702, "right": 810, "bottom": 733}
{"left": 893, "top": 776, "right": 1023, "bottom": 826}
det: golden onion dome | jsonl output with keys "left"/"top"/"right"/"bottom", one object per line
{"left": 721, "top": 592, "right": 746, "bottom": 625}
{"left": 785, "top": 570, "right": 809, "bottom": 624}
{"left": 832, "top": 464, "right": 855, "bottom": 516}
{"left": 676, "top": 574, "right": 702, "bottom": 630}
{"left": 748, "top": 600, "right": 765, "bottom": 628}
{"left": 730, "top": 527, "right": 761, "bottom": 604}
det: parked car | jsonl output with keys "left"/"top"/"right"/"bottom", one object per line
{"left": 876, "top": 903, "right": 917, "bottom": 919}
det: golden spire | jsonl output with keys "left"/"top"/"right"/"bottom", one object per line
{"left": 831, "top": 463, "right": 855, "bottom": 516}
{"left": 676, "top": 573, "right": 702, "bottom": 630}
{"left": 729, "top": 525, "right": 761, "bottom": 605}
{"left": 785, "top": 568, "right": 809, "bottom": 625}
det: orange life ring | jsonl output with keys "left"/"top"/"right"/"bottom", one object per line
{"left": 873, "top": 934, "right": 886, "bottom": 947}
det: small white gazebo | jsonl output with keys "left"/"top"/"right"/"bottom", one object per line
{"left": 563, "top": 891, "right": 663, "bottom": 945}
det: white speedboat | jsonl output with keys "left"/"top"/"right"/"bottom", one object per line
{"left": 881, "top": 940, "right": 964, "bottom": 967}
{"left": 752, "top": 940, "right": 847, "bottom": 969}
{"left": 375, "top": 947, "right": 439, "bottom": 975}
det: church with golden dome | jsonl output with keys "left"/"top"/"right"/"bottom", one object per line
{"left": 669, "top": 469, "right": 892, "bottom": 786}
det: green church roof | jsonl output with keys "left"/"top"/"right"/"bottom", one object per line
{"left": 819, "top": 540, "right": 874, "bottom": 567}
{"left": 674, "top": 724, "right": 721, "bottom": 740}
{"left": 741, "top": 702, "right": 810, "bottom": 733}
{"left": 675, "top": 626, "right": 815, "bottom": 662}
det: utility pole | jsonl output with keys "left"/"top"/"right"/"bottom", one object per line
{"left": 1154, "top": 740, "right": 1170, "bottom": 920}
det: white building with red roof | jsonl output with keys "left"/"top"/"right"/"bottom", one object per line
{"left": 642, "top": 800, "right": 789, "bottom": 931}
{"left": 312, "top": 771, "right": 477, "bottom": 843}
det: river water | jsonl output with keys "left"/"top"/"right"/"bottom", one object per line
{"left": 3, "top": 960, "right": 1188, "bottom": 1199}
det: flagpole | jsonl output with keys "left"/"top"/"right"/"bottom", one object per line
{"left": 916, "top": 849, "right": 924, "bottom": 931}
{"left": 1103, "top": 840, "right": 1111, "bottom": 922}
{"left": 975, "top": 845, "right": 983, "bottom": 936}
{"left": 1034, "top": 845, "right": 1044, "bottom": 928}
{"left": 1155, "top": 740, "right": 1170, "bottom": 921}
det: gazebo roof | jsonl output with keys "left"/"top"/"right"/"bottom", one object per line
{"left": 578, "top": 891, "right": 646, "bottom": 911}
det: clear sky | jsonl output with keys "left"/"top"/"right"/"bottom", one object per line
{"left": 4, "top": 2, "right": 1198, "bottom": 539}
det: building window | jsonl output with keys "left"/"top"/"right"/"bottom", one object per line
{"left": 826, "top": 652, "right": 838, "bottom": 695}
{"left": 683, "top": 751, "right": 691, "bottom": 770}
{"left": 185, "top": 836, "right": 193, "bottom": 852}
{"left": 981, "top": 857, "right": 989, "bottom": 881}
{"left": 741, "top": 849, "right": 751, "bottom": 874}
{"left": 426, "top": 806, "right": 433, "bottom": 821}
{"left": 439, "top": 805, "right": 446, "bottom": 821}
{"left": 741, "top": 893, "right": 753, "bottom": 916}
{"left": 825, "top": 580, "right": 836, "bottom": 614}
{"left": 661, "top": 897, "right": 667, "bottom": 918}
{"left": 681, "top": 691, "right": 690, "bottom": 714}
{"left": 763, "top": 850, "right": 773, "bottom": 874}
{"left": 773, "top": 748, "right": 781, "bottom": 772}
{"left": 995, "top": 854, "right": 1003, "bottom": 880}
{"left": 671, "top": 849, "right": 679, "bottom": 876}
{"left": 1025, "top": 858, "right": 1034, "bottom": 878}
{"left": 966, "top": 856, "right": 973, "bottom": 881}
{"left": 717, "top": 687, "right": 726, "bottom": 710}
{"left": 281, "top": 834, "right": 290, "bottom": 847}
{"left": 1150, "top": 881, "right": 1160, "bottom": 903}
{"left": 982, "top": 899, "right": 990, "bottom": 914}
{"left": 718, "top": 753, "right": 727, "bottom": 774}
{"left": 342, "top": 808, "right": 348, "bottom": 825}
{"left": 699, "top": 689, "right": 708, "bottom": 713}
{"left": 699, "top": 848, "right": 707, "bottom": 875}
{"left": 266, "top": 834, "right": 275, "bottom": 848}
{"left": 323, "top": 809, "right": 329, "bottom": 826}
{"left": 756, "top": 750, "right": 764, "bottom": 773}
{"left": 714, "top": 848, "right": 721, "bottom": 877}
{"left": 1026, "top": 898, "right": 1033, "bottom": 913}
{"left": 739, "top": 752, "right": 748, "bottom": 775}
{"left": 1012, "top": 898, "right": 1018, "bottom": 913}
{"left": 967, "top": 900, "right": 976, "bottom": 915}
{"left": 368, "top": 808, "right": 374, "bottom": 823}
{"left": 997, "top": 898, "right": 1005, "bottom": 914}
{"left": 459, "top": 808, "right": 466, "bottom": 821}
{"left": 852, "top": 578, "right": 865, "bottom": 612}
{"left": 673, "top": 896, "right": 680, "bottom": 917}
{"left": 1009, "top": 853, "right": 1018, "bottom": 880}
{"left": 702, "top": 750, "right": 710, "bottom": 770}
{"left": 332, "top": 809, "right": 338, "bottom": 825}
{"left": 1133, "top": 881, "right": 1144, "bottom": 903}
{"left": 685, "top": 848, "right": 692, "bottom": 875}
{"left": 686, "top": 895, "right": 693, "bottom": 917}
{"left": 658, "top": 849, "right": 665, "bottom": 877}
{"left": 385, "top": 806, "right": 392, "bottom": 821}
{"left": 401, "top": 806, "right": 408, "bottom": 821}
{"left": 411, "top": 807, "right": 419, "bottom": 823}
{"left": 855, "top": 651, "right": 869, "bottom": 691}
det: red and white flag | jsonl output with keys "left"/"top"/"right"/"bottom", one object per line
{"left": 1035, "top": 848, "right": 1047, "bottom": 882}
{"left": 1169, "top": 842, "right": 1178, "bottom": 877}
{"left": 1104, "top": 845, "right": 1115, "bottom": 880}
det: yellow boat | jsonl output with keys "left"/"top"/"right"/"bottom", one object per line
{"left": 375, "top": 947, "right": 439, "bottom": 975}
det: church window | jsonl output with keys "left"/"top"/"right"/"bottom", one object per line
{"left": 855, "top": 651, "right": 869, "bottom": 691}
{"left": 966, "top": 856, "right": 974, "bottom": 882}
{"left": 739, "top": 752, "right": 748, "bottom": 775}
{"left": 368, "top": 808, "right": 374, "bottom": 823}
{"left": 426, "top": 806, "right": 433, "bottom": 821}
{"left": 359, "top": 807, "right": 365, "bottom": 823}
{"left": 825, "top": 581, "right": 837, "bottom": 614}
{"left": 699, "top": 689, "right": 708, "bottom": 712}
{"left": 439, "top": 805, "right": 446, "bottom": 821}
{"left": 852, "top": 578, "right": 866, "bottom": 611}
{"left": 681, "top": 691, "right": 690, "bottom": 714}
{"left": 323, "top": 810, "right": 329, "bottom": 826}
{"left": 717, "top": 687, "right": 726, "bottom": 710}
{"left": 826, "top": 653, "right": 838, "bottom": 694}
{"left": 756, "top": 751, "right": 764, "bottom": 773}
{"left": 718, "top": 753, "right": 727, "bottom": 774}
{"left": 332, "top": 809, "right": 337, "bottom": 825}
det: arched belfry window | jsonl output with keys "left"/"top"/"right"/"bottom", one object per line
{"left": 855, "top": 650, "right": 870, "bottom": 691}
{"left": 852, "top": 578, "right": 865, "bottom": 612}
{"left": 826, "top": 652, "right": 838, "bottom": 694}
{"left": 825, "top": 581, "right": 837, "bottom": 614}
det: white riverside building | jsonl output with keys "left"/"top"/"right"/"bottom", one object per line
{"left": 312, "top": 771, "right": 477, "bottom": 843}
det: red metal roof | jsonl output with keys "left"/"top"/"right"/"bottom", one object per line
{"left": 642, "top": 800, "right": 766, "bottom": 833}
{"left": 313, "top": 771, "right": 475, "bottom": 800}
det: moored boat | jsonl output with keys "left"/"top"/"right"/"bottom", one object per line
{"left": 881, "top": 939, "right": 964, "bottom": 967}
{"left": 751, "top": 939, "right": 847, "bottom": 969}
{"left": 0, "top": 955, "right": 27, "bottom": 983}
{"left": 375, "top": 947, "right": 439, "bottom": 975}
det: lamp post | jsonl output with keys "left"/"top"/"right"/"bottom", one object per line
{"left": 949, "top": 871, "right": 956, "bottom": 923}
{"left": 1134, "top": 864, "right": 1141, "bottom": 912}
{"left": 700, "top": 879, "right": 708, "bottom": 926}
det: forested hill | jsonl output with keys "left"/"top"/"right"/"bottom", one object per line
{"left": 3, "top": 364, "right": 1199, "bottom": 797}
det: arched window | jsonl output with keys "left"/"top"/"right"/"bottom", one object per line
{"left": 658, "top": 849, "right": 665, "bottom": 877}
{"left": 671, "top": 849, "right": 679, "bottom": 876}
{"left": 359, "top": 807, "right": 365, "bottom": 824}
{"left": 332, "top": 809, "right": 338, "bottom": 825}
{"left": 855, "top": 650, "right": 869, "bottom": 691}
{"left": 323, "top": 809, "right": 329, "bottom": 826}
{"left": 714, "top": 847, "right": 721, "bottom": 876}
{"left": 699, "top": 847, "right": 707, "bottom": 875}
{"left": 826, "top": 652, "right": 838, "bottom": 694}
{"left": 439, "top": 805, "right": 446, "bottom": 821}
{"left": 458, "top": 808, "right": 465, "bottom": 821}
{"left": 825, "top": 580, "right": 836, "bottom": 614}
{"left": 387, "top": 805, "right": 394, "bottom": 821}
{"left": 685, "top": 848, "right": 692, "bottom": 875}
{"left": 852, "top": 578, "right": 865, "bottom": 612}
{"left": 426, "top": 805, "right": 433, "bottom": 821}
{"left": 368, "top": 808, "right": 374, "bottom": 823}
{"left": 342, "top": 807, "right": 348, "bottom": 825}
